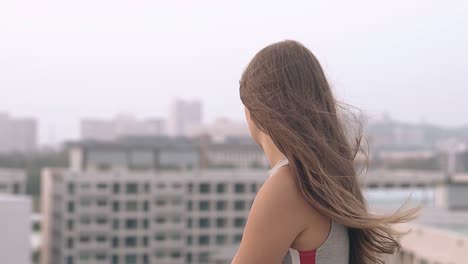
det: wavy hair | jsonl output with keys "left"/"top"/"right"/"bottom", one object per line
{"left": 239, "top": 40, "right": 419, "bottom": 264}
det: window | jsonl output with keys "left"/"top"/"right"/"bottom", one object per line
{"left": 80, "top": 199, "right": 91, "bottom": 207}
{"left": 234, "top": 200, "right": 246, "bottom": 210}
{"left": 234, "top": 234, "right": 243, "bottom": 243}
{"left": 66, "top": 256, "right": 74, "bottom": 264}
{"left": 216, "top": 200, "right": 227, "bottom": 211}
{"left": 199, "top": 218, "right": 210, "bottom": 228}
{"left": 97, "top": 199, "right": 107, "bottom": 207}
{"left": 68, "top": 183, "right": 75, "bottom": 195}
{"left": 97, "top": 183, "right": 107, "bottom": 189}
{"left": 142, "top": 254, "right": 149, "bottom": 264}
{"left": 198, "top": 235, "right": 210, "bottom": 245}
{"left": 187, "top": 183, "right": 193, "bottom": 194}
{"left": 234, "top": 183, "right": 245, "bottom": 193}
{"left": 143, "top": 201, "right": 149, "bottom": 211}
{"left": 113, "top": 183, "right": 120, "bottom": 194}
{"left": 13, "top": 183, "right": 20, "bottom": 194}
{"left": 172, "top": 215, "right": 181, "bottom": 223}
{"left": 112, "top": 255, "right": 118, "bottom": 264}
{"left": 142, "top": 236, "right": 148, "bottom": 246}
{"left": 155, "top": 217, "right": 166, "bottom": 224}
{"left": 234, "top": 218, "right": 245, "bottom": 227}
{"left": 125, "top": 219, "right": 138, "bottom": 229}
{"left": 155, "top": 234, "right": 165, "bottom": 241}
{"left": 171, "top": 233, "right": 181, "bottom": 241}
{"left": 96, "top": 217, "right": 107, "bottom": 225}
{"left": 216, "top": 234, "right": 227, "bottom": 244}
{"left": 156, "top": 183, "right": 166, "bottom": 189}
{"left": 170, "top": 252, "right": 181, "bottom": 259}
{"left": 79, "top": 235, "right": 90, "bottom": 243}
{"left": 67, "top": 220, "right": 74, "bottom": 230}
{"left": 199, "top": 200, "right": 210, "bottom": 211}
{"left": 199, "top": 183, "right": 210, "bottom": 193}
{"left": 96, "top": 254, "right": 107, "bottom": 261}
{"left": 125, "top": 236, "right": 137, "bottom": 247}
{"left": 198, "top": 252, "right": 209, "bottom": 262}
{"left": 251, "top": 183, "right": 257, "bottom": 193}
{"left": 187, "top": 201, "right": 193, "bottom": 211}
{"left": 144, "top": 183, "right": 150, "bottom": 192}
{"left": 126, "top": 183, "right": 138, "bottom": 194}
{"left": 96, "top": 235, "right": 107, "bottom": 243}
{"left": 67, "top": 238, "right": 73, "bottom": 249}
{"left": 113, "top": 219, "right": 119, "bottom": 229}
{"left": 187, "top": 218, "right": 192, "bottom": 228}
{"left": 216, "top": 218, "right": 227, "bottom": 228}
{"left": 125, "top": 201, "right": 138, "bottom": 211}
{"left": 67, "top": 202, "right": 74, "bottom": 213}
{"left": 113, "top": 201, "right": 120, "bottom": 212}
{"left": 187, "top": 235, "right": 192, "bottom": 245}
{"left": 80, "top": 217, "right": 90, "bottom": 225}
{"left": 155, "top": 199, "right": 166, "bottom": 206}
{"left": 217, "top": 183, "right": 226, "bottom": 194}
{"left": 125, "top": 255, "right": 137, "bottom": 264}
{"left": 143, "top": 219, "right": 149, "bottom": 229}
{"left": 112, "top": 237, "right": 119, "bottom": 248}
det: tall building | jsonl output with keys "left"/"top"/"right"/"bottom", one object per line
{"left": 41, "top": 137, "right": 266, "bottom": 264}
{"left": 168, "top": 99, "right": 202, "bottom": 137}
{"left": 0, "top": 168, "right": 27, "bottom": 194}
{"left": 0, "top": 194, "right": 32, "bottom": 264}
{"left": 81, "top": 113, "right": 166, "bottom": 141}
{"left": 0, "top": 112, "right": 37, "bottom": 153}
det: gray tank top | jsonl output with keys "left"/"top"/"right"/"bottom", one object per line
{"left": 267, "top": 156, "right": 350, "bottom": 264}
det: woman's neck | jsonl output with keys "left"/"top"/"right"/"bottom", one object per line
{"left": 261, "top": 135, "right": 285, "bottom": 168}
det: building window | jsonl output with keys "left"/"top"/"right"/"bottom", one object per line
{"left": 187, "top": 235, "right": 192, "bottom": 245}
{"left": 68, "top": 183, "right": 75, "bottom": 195}
{"left": 187, "top": 201, "right": 193, "bottom": 211}
{"left": 96, "top": 217, "right": 107, "bottom": 225}
{"left": 187, "top": 183, "right": 193, "bottom": 194}
{"left": 143, "top": 219, "right": 149, "bottom": 229}
{"left": 67, "top": 220, "right": 74, "bottom": 230}
{"left": 217, "top": 183, "right": 226, "bottom": 194}
{"left": 234, "top": 234, "right": 243, "bottom": 243}
{"left": 170, "top": 251, "right": 181, "bottom": 259}
{"left": 126, "top": 183, "right": 138, "bottom": 194}
{"left": 125, "top": 219, "right": 138, "bottom": 229}
{"left": 199, "top": 235, "right": 210, "bottom": 245}
{"left": 234, "top": 217, "right": 246, "bottom": 227}
{"left": 142, "top": 254, "right": 149, "bottom": 264}
{"left": 67, "top": 202, "right": 74, "bottom": 213}
{"left": 234, "top": 183, "right": 245, "bottom": 193}
{"left": 144, "top": 183, "right": 150, "bottom": 193}
{"left": 216, "top": 218, "right": 227, "bottom": 228}
{"left": 66, "top": 256, "right": 74, "bottom": 264}
{"left": 97, "top": 199, "right": 107, "bottom": 207}
{"left": 79, "top": 235, "right": 90, "bottom": 243}
{"left": 155, "top": 234, "right": 165, "bottom": 241}
{"left": 67, "top": 238, "right": 73, "bottom": 249}
{"left": 125, "top": 255, "right": 137, "bottom": 264}
{"left": 199, "top": 183, "right": 210, "bottom": 193}
{"left": 216, "top": 234, "right": 227, "bottom": 244}
{"left": 216, "top": 200, "right": 227, "bottom": 211}
{"left": 171, "top": 233, "right": 181, "bottom": 241}
{"left": 113, "top": 201, "right": 120, "bottom": 212}
{"left": 125, "top": 201, "right": 138, "bottom": 211}
{"left": 187, "top": 218, "right": 192, "bottom": 228}
{"left": 125, "top": 236, "right": 137, "bottom": 247}
{"left": 155, "top": 216, "right": 166, "bottom": 224}
{"left": 113, "top": 183, "right": 120, "bottom": 194}
{"left": 113, "top": 219, "right": 119, "bottom": 229}
{"left": 112, "top": 237, "right": 119, "bottom": 248}
{"left": 97, "top": 183, "right": 107, "bottom": 189}
{"left": 96, "top": 235, "right": 107, "bottom": 243}
{"left": 234, "top": 200, "right": 246, "bottom": 210}
{"left": 199, "top": 200, "right": 210, "bottom": 211}
{"left": 143, "top": 201, "right": 149, "bottom": 211}
{"left": 142, "top": 236, "right": 148, "bottom": 246}
{"left": 251, "top": 183, "right": 257, "bottom": 193}
{"left": 155, "top": 199, "right": 166, "bottom": 206}
{"left": 112, "top": 255, "right": 118, "bottom": 264}
{"left": 199, "top": 218, "right": 210, "bottom": 228}
{"left": 198, "top": 252, "right": 209, "bottom": 262}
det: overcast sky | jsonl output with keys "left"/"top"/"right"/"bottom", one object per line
{"left": 1, "top": 0, "right": 467, "bottom": 144}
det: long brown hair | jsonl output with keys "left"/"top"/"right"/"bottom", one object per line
{"left": 239, "top": 40, "right": 419, "bottom": 264}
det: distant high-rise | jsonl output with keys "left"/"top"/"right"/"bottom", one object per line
{"left": 168, "top": 99, "right": 202, "bottom": 137}
{"left": 81, "top": 113, "right": 166, "bottom": 141}
{"left": 0, "top": 112, "right": 37, "bottom": 153}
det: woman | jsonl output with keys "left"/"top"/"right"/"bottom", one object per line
{"left": 232, "top": 40, "right": 418, "bottom": 264}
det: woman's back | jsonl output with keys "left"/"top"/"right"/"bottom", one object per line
{"left": 269, "top": 157, "right": 350, "bottom": 264}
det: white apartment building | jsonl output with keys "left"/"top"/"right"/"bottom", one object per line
{"left": 0, "top": 168, "right": 27, "bottom": 194}
{"left": 81, "top": 113, "right": 166, "bottom": 141}
{"left": 41, "top": 169, "right": 266, "bottom": 264}
{"left": 168, "top": 99, "right": 202, "bottom": 137}
{"left": 0, "top": 194, "right": 32, "bottom": 264}
{"left": 0, "top": 112, "right": 37, "bottom": 153}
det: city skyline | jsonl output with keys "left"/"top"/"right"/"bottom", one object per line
{"left": 1, "top": 0, "right": 467, "bottom": 145}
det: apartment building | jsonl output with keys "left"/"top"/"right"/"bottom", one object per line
{"left": 0, "top": 168, "right": 27, "bottom": 194}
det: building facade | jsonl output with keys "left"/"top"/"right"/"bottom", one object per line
{"left": 0, "top": 112, "right": 37, "bottom": 153}
{"left": 168, "top": 99, "right": 202, "bottom": 137}
{"left": 0, "top": 168, "right": 27, "bottom": 194}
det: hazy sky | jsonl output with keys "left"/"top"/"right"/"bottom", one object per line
{"left": 1, "top": 0, "right": 467, "bottom": 144}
